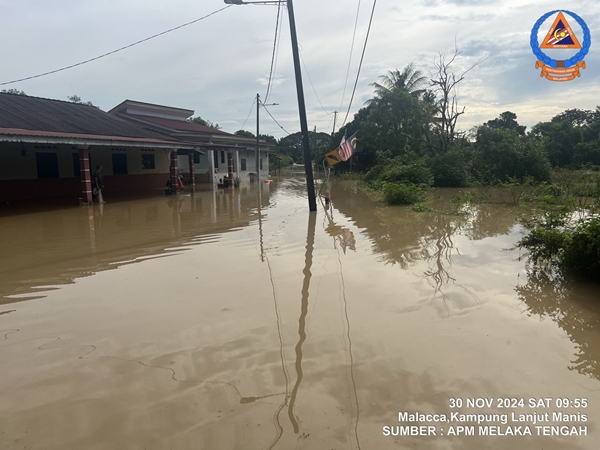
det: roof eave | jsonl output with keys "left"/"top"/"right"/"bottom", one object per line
{"left": 0, "top": 133, "right": 198, "bottom": 150}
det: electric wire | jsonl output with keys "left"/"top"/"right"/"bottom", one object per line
{"left": 240, "top": 97, "right": 257, "bottom": 131}
{"left": 261, "top": 101, "right": 291, "bottom": 135}
{"left": 299, "top": 50, "right": 332, "bottom": 117}
{"left": 342, "top": 0, "right": 377, "bottom": 128}
{"left": 337, "top": 0, "right": 362, "bottom": 129}
{"left": 0, "top": 5, "right": 233, "bottom": 86}
{"left": 264, "top": 2, "right": 283, "bottom": 102}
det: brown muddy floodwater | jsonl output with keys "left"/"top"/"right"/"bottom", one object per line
{"left": 1, "top": 179, "right": 599, "bottom": 450}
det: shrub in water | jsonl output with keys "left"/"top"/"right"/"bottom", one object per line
{"left": 382, "top": 183, "right": 426, "bottom": 205}
{"left": 519, "top": 216, "right": 600, "bottom": 281}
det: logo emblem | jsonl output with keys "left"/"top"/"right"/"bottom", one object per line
{"left": 530, "top": 10, "right": 591, "bottom": 81}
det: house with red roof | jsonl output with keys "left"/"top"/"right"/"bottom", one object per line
{"left": 108, "top": 100, "right": 273, "bottom": 186}
{"left": 0, "top": 93, "right": 200, "bottom": 204}
{"left": 0, "top": 94, "right": 273, "bottom": 205}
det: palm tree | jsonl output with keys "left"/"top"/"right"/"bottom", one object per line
{"left": 370, "top": 63, "right": 428, "bottom": 100}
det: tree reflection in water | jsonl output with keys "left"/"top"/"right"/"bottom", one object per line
{"left": 516, "top": 268, "right": 600, "bottom": 382}
{"left": 421, "top": 215, "right": 478, "bottom": 313}
{"left": 328, "top": 183, "right": 528, "bottom": 316}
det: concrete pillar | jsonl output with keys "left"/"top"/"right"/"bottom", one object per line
{"left": 227, "top": 152, "right": 234, "bottom": 187}
{"left": 170, "top": 150, "right": 179, "bottom": 194}
{"left": 79, "top": 147, "right": 93, "bottom": 204}
{"left": 188, "top": 153, "right": 195, "bottom": 188}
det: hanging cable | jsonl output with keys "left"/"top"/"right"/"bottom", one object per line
{"left": 299, "top": 50, "right": 332, "bottom": 117}
{"left": 337, "top": 0, "right": 362, "bottom": 126}
{"left": 261, "top": 101, "right": 291, "bottom": 135}
{"left": 0, "top": 5, "right": 233, "bottom": 86}
{"left": 264, "top": 2, "right": 283, "bottom": 102}
{"left": 342, "top": 0, "right": 377, "bottom": 128}
{"left": 240, "top": 97, "right": 257, "bottom": 131}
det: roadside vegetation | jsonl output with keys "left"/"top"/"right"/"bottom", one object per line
{"left": 284, "top": 51, "right": 598, "bottom": 280}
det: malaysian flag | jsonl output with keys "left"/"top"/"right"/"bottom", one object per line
{"left": 338, "top": 133, "right": 357, "bottom": 162}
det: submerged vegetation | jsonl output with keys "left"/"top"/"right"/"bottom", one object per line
{"left": 267, "top": 52, "right": 600, "bottom": 280}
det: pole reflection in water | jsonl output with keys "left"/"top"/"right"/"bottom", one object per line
{"left": 321, "top": 196, "right": 362, "bottom": 450}
{"left": 288, "top": 211, "right": 316, "bottom": 434}
{"left": 258, "top": 185, "right": 265, "bottom": 262}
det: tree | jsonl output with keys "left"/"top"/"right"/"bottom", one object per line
{"left": 275, "top": 131, "right": 332, "bottom": 162}
{"left": 189, "top": 116, "right": 220, "bottom": 129}
{"left": 428, "top": 45, "right": 485, "bottom": 155}
{"left": 259, "top": 134, "right": 277, "bottom": 144}
{"left": 472, "top": 127, "right": 551, "bottom": 182}
{"left": 1, "top": 89, "right": 27, "bottom": 96}
{"left": 361, "top": 89, "right": 431, "bottom": 157}
{"left": 552, "top": 108, "right": 597, "bottom": 127}
{"left": 369, "top": 63, "right": 428, "bottom": 101}
{"left": 67, "top": 95, "right": 95, "bottom": 106}
{"left": 484, "top": 111, "right": 526, "bottom": 136}
{"left": 234, "top": 130, "right": 276, "bottom": 143}
{"left": 531, "top": 120, "right": 582, "bottom": 167}
{"left": 234, "top": 130, "right": 255, "bottom": 138}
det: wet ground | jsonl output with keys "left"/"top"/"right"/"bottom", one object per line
{"left": 1, "top": 179, "right": 599, "bottom": 449}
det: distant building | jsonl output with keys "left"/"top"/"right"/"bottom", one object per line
{"left": 0, "top": 94, "right": 273, "bottom": 204}
{"left": 108, "top": 100, "right": 273, "bottom": 186}
{"left": 0, "top": 93, "right": 199, "bottom": 204}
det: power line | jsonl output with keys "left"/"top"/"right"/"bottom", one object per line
{"left": 0, "top": 5, "right": 233, "bottom": 86}
{"left": 299, "top": 50, "right": 332, "bottom": 117}
{"left": 337, "top": 0, "right": 362, "bottom": 126}
{"left": 264, "top": 2, "right": 283, "bottom": 102}
{"left": 270, "top": 6, "right": 284, "bottom": 99}
{"left": 342, "top": 0, "right": 377, "bottom": 128}
{"left": 261, "top": 101, "right": 291, "bottom": 135}
{"left": 240, "top": 97, "right": 257, "bottom": 130}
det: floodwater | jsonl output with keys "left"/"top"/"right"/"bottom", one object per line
{"left": 1, "top": 179, "right": 599, "bottom": 450}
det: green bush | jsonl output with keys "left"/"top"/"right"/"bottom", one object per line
{"left": 382, "top": 183, "right": 426, "bottom": 205}
{"left": 519, "top": 216, "right": 600, "bottom": 281}
{"left": 379, "top": 162, "right": 434, "bottom": 186}
{"left": 562, "top": 218, "right": 600, "bottom": 280}
{"left": 428, "top": 151, "right": 470, "bottom": 187}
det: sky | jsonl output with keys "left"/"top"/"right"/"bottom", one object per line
{"left": 0, "top": 0, "right": 598, "bottom": 139}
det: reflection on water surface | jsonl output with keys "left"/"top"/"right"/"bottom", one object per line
{"left": 0, "top": 179, "right": 599, "bottom": 450}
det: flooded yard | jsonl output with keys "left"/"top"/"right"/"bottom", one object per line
{"left": 1, "top": 179, "right": 599, "bottom": 449}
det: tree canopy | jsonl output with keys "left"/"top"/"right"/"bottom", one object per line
{"left": 189, "top": 116, "right": 220, "bottom": 129}
{"left": 67, "top": 95, "right": 95, "bottom": 106}
{"left": 1, "top": 89, "right": 27, "bottom": 96}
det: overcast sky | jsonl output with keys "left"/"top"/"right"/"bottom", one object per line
{"left": 1, "top": 0, "right": 598, "bottom": 138}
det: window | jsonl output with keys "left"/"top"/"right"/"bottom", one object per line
{"left": 36, "top": 153, "right": 59, "bottom": 178}
{"left": 260, "top": 158, "right": 263, "bottom": 170}
{"left": 112, "top": 154, "right": 128, "bottom": 175}
{"left": 142, "top": 154, "right": 155, "bottom": 170}
{"left": 72, "top": 153, "right": 80, "bottom": 177}
{"left": 241, "top": 158, "right": 247, "bottom": 171}
{"left": 220, "top": 151, "right": 225, "bottom": 164}
{"left": 213, "top": 151, "right": 218, "bottom": 168}
{"left": 193, "top": 152, "right": 200, "bottom": 164}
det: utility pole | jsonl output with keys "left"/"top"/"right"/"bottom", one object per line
{"left": 224, "top": 0, "right": 317, "bottom": 211}
{"left": 287, "top": 0, "right": 317, "bottom": 211}
{"left": 332, "top": 111, "right": 338, "bottom": 136}
{"left": 256, "top": 93, "right": 260, "bottom": 181}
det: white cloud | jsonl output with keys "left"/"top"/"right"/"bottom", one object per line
{"left": 0, "top": 0, "right": 598, "bottom": 137}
